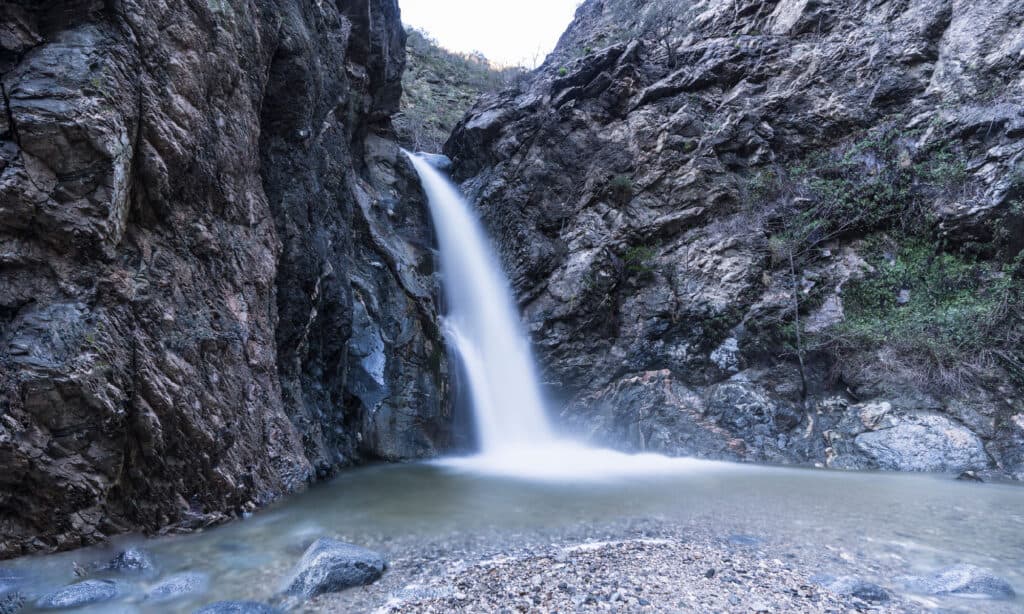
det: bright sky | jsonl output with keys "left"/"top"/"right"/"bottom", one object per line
{"left": 400, "top": 0, "right": 582, "bottom": 67}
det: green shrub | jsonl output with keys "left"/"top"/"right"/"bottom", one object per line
{"left": 621, "top": 244, "right": 658, "bottom": 275}
{"left": 609, "top": 174, "right": 634, "bottom": 203}
{"left": 831, "top": 237, "right": 1023, "bottom": 389}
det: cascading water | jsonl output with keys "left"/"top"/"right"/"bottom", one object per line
{"left": 406, "top": 152, "right": 717, "bottom": 480}
{"left": 405, "top": 153, "right": 557, "bottom": 451}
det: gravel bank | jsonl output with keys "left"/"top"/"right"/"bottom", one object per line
{"left": 300, "top": 520, "right": 930, "bottom": 613}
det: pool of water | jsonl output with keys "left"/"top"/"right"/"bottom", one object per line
{"left": 5, "top": 456, "right": 1024, "bottom": 612}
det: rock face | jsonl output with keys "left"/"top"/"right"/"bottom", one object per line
{"left": 447, "top": 0, "right": 1024, "bottom": 478}
{"left": 282, "top": 538, "right": 386, "bottom": 599}
{"left": 0, "top": 0, "right": 455, "bottom": 558}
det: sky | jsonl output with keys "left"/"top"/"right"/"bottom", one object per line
{"left": 400, "top": 0, "right": 582, "bottom": 67}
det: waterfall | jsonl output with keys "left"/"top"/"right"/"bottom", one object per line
{"left": 406, "top": 152, "right": 557, "bottom": 452}
{"left": 406, "top": 151, "right": 718, "bottom": 480}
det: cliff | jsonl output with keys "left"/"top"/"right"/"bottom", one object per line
{"left": 447, "top": 0, "right": 1024, "bottom": 479}
{"left": 0, "top": 0, "right": 453, "bottom": 557}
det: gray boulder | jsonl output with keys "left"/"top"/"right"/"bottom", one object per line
{"left": 282, "top": 538, "right": 386, "bottom": 598}
{"left": 147, "top": 572, "right": 209, "bottom": 602}
{"left": 193, "top": 602, "right": 282, "bottom": 614}
{"left": 36, "top": 580, "right": 119, "bottom": 609}
{"left": 902, "top": 564, "right": 1015, "bottom": 599}
{"left": 812, "top": 575, "right": 891, "bottom": 602}
{"left": 854, "top": 414, "right": 991, "bottom": 473}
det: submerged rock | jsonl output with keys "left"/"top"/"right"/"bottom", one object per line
{"left": 36, "top": 580, "right": 119, "bottom": 609}
{"left": 0, "top": 592, "right": 24, "bottom": 614}
{"left": 726, "top": 534, "right": 762, "bottom": 547}
{"left": 193, "top": 601, "right": 282, "bottom": 614}
{"left": 902, "top": 564, "right": 1015, "bottom": 599}
{"left": 282, "top": 538, "right": 386, "bottom": 598}
{"left": 147, "top": 572, "right": 209, "bottom": 602}
{"left": 812, "top": 575, "right": 891, "bottom": 602}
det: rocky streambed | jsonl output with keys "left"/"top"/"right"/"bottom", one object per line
{"left": 0, "top": 461, "right": 1021, "bottom": 613}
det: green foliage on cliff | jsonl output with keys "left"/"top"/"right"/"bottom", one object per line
{"left": 747, "top": 127, "right": 1024, "bottom": 390}
{"left": 836, "top": 238, "right": 1023, "bottom": 387}
{"left": 395, "top": 29, "right": 526, "bottom": 152}
{"left": 765, "top": 129, "right": 968, "bottom": 259}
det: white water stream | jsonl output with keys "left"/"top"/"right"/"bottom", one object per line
{"left": 405, "top": 152, "right": 717, "bottom": 480}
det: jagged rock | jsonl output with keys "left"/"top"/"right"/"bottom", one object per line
{"left": 193, "top": 602, "right": 283, "bottom": 614}
{"left": 36, "top": 580, "right": 118, "bottom": 609}
{"left": 902, "top": 564, "right": 1016, "bottom": 599}
{"left": 0, "top": 0, "right": 454, "bottom": 558}
{"left": 146, "top": 572, "right": 209, "bottom": 602}
{"left": 446, "top": 0, "right": 1024, "bottom": 479}
{"left": 282, "top": 538, "right": 386, "bottom": 599}
{"left": 99, "top": 548, "right": 155, "bottom": 574}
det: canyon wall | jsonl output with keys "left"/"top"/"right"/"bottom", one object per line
{"left": 448, "top": 0, "right": 1024, "bottom": 480}
{"left": 0, "top": 0, "right": 453, "bottom": 557}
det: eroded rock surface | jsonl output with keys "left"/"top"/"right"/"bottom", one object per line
{"left": 0, "top": 0, "right": 455, "bottom": 558}
{"left": 447, "top": 0, "right": 1024, "bottom": 478}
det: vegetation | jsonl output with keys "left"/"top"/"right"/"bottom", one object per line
{"left": 746, "top": 127, "right": 1024, "bottom": 392}
{"left": 608, "top": 174, "right": 635, "bottom": 203}
{"left": 620, "top": 244, "right": 658, "bottom": 276}
{"left": 834, "top": 238, "right": 1023, "bottom": 390}
{"left": 395, "top": 29, "right": 528, "bottom": 152}
{"left": 605, "top": 0, "right": 697, "bottom": 67}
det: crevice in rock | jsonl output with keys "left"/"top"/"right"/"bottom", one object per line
{"left": 1, "top": 82, "right": 20, "bottom": 146}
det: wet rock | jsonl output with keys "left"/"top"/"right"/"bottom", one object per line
{"left": 417, "top": 153, "right": 453, "bottom": 170}
{"left": 282, "top": 538, "right": 386, "bottom": 598}
{"left": 146, "top": 572, "right": 209, "bottom": 602}
{"left": 854, "top": 414, "right": 991, "bottom": 473}
{"left": 902, "top": 564, "right": 1015, "bottom": 599}
{"left": 193, "top": 602, "right": 283, "bottom": 614}
{"left": 100, "top": 548, "right": 155, "bottom": 574}
{"left": 812, "top": 575, "right": 891, "bottom": 602}
{"left": 36, "top": 580, "right": 119, "bottom": 609}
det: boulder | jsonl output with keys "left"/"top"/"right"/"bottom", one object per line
{"left": 146, "top": 572, "right": 209, "bottom": 602}
{"left": 854, "top": 414, "right": 990, "bottom": 473}
{"left": 282, "top": 538, "right": 386, "bottom": 598}
{"left": 902, "top": 564, "right": 1015, "bottom": 599}
{"left": 36, "top": 580, "right": 119, "bottom": 609}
